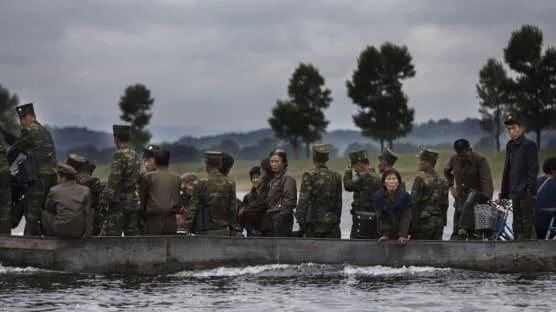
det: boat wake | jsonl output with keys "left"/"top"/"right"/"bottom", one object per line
{"left": 173, "top": 263, "right": 449, "bottom": 278}
{"left": 0, "top": 263, "right": 43, "bottom": 274}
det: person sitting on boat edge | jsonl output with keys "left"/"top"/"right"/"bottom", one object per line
{"left": 535, "top": 157, "right": 556, "bottom": 239}
{"left": 296, "top": 143, "right": 342, "bottom": 238}
{"left": 373, "top": 169, "right": 413, "bottom": 245}
{"left": 42, "top": 163, "right": 93, "bottom": 239}
{"left": 177, "top": 173, "right": 197, "bottom": 233}
{"left": 185, "top": 151, "right": 239, "bottom": 236}
{"left": 266, "top": 149, "right": 297, "bottom": 237}
{"left": 410, "top": 149, "right": 449, "bottom": 240}
{"left": 344, "top": 149, "right": 382, "bottom": 239}
{"left": 139, "top": 149, "right": 181, "bottom": 235}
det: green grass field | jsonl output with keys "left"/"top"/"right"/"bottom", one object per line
{"left": 93, "top": 148, "right": 556, "bottom": 192}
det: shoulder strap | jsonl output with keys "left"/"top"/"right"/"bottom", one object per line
{"left": 538, "top": 176, "right": 553, "bottom": 194}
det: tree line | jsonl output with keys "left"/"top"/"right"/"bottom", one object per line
{"left": 1, "top": 24, "right": 555, "bottom": 159}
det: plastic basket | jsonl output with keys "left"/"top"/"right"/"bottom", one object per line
{"left": 474, "top": 204, "right": 505, "bottom": 231}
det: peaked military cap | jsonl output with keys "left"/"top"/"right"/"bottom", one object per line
{"left": 204, "top": 150, "right": 222, "bottom": 167}
{"left": 66, "top": 153, "right": 88, "bottom": 173}
{"left": 312, "top": 143, "right": 331, "bottom": 162}
{"left": 112, "top": 124, "right": 131, "bottom": 137}
{"left": 378, "top": 147, "right": 398, "bottom": 166}
{"left": 503, "top": 113, "right": 523, "bottom": 126}
{"left": 418, "top": 148, "right": 440, "bottom": 163}
{"left": 56, "top": 162, "right": 77, "bottom": 177}
{"left": 349, "top": 150, "right": 368, "bottom": 164}
{"left": 16, "top": 103, "right": 35, "bottom": 118}
{"left": 143, "top": 144, "right": 161, "bottom": 159}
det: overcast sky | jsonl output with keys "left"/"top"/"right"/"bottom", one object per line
{"left": 2, "top": 0, "right": 556, "bottom": 137}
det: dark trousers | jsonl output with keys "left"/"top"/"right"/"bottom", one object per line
{"left": 144, "top": 214, "right": 177, "bottom": 235}
{"left": 270, "top": 212, "right": 293, "bottom": 237}
{"left": 512, "top": 195, "right": 537, "bottom": 240}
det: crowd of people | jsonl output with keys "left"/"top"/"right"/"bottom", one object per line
{"left": 1, "top": 103, "right": 555, "bottom": 243}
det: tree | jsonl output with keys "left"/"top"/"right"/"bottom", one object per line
{"left": 268, "top": 63, "right": 332, "bottom": 159}
{"left": 346, "top": 42, "right": 416, "bottom": 151}
{"left": 476, "top": 58, "right": 510, "bottom": 152}
{"left": 503, "top": 25, "right": 556, "bottom": 147}
{"left": 118, "top": 84, "right": 154, "bottom": 149}
{"left": 0, "top": 84, "right": 20, "bottom": 133}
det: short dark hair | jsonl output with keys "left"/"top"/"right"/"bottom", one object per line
{"left": 453, "top": 138, "right": 471, "bottom": 153}
{"left": 543, "top": 157, "right": 556, "bottom": 175}
{"left": 154, "top": 150, "right": 170, "bottom": 167}
{"left": 381, "top": 168, "right": 402, "bottom": 185}
{"left": 249, "top": 166, "right": 261, "bottom": 179}
{"left": 268, "top": 149, "right": 288, "bottom": 168}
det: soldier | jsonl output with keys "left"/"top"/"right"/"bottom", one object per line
{"left": 378, "top": 148, "right": 398, "bottom": 173}
{"left": 99, "top": 125, "right": 141, "bottom": 236}
{"left": 4, "top": 103, "right": 57, "bottom": 236}
{"left": 185, "top": 151, "right": 239, "bottom": 236}
{"left": 410, "top": 149, "right": 449, "bottom": 240}
{"left": 219, "top": 152, "right": 241, "bottom": 234}
{"left": 66, "top": 154, "right": 104, "bottom": 236}
{"left": 42, "top": 163, "right": 92, "bottom": 238}
{"left": 444, "top": 139, "right": 494, "bottom": 239}
{"left": 139, "top": 149, "right": 181, "bottom": 235}
{"left": 84, "top": 160, "right": 96, "bottom": 175}
{"left": 344, "top": 149, "right": 382, "bottom": 239}
{"left": 500, "top": 114, "right": 539, "bottom": 240}
{"left": 0, "top": 127, "right": 10, "bottom": 234}
{"left": 138, "top": 144, "right": 161, "bottom": 234}
{"left": 296, "top": 144, "right": 343, "bottom": 238}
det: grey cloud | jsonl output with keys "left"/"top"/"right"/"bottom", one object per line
{"left": 1, "top": 0, "right": 555, "bottom": 139}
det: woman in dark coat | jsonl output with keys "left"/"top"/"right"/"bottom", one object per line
{"left": 265, "top": 149, "right": 297, "bottom": 237}
{"left": 372, "top": 169, "right": 413, "bottom": 245}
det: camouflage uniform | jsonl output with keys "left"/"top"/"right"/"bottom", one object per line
{"left": 138, "top": 144, "right": 161, "bottom": 234}
{"left": 220, "top": 152, "right": 239, "bottom": 233}
{"left": 0, "top": 131, "right": 10, "bottom": 234}
{"left": 100, "top": 125, "right": 141, "bottom": 236}
{"left": 67, "top": 154, "right": 104, "bottom": 236}
{"left": 296, "top": 144, "right": 343, "bottom": 238}
{"left": 185, "top": 151, "right": 237, "bottom": 236}
{"left": 344, "top": 150, "right": 382, "bottom": 239}
{"left": 444, "top": 140, "right": 493, "bottom": 237}
{"left": 5, "top": 103, "right": 57, "bottom": 236}
{"left": 411, "top": 149, "right": 449, "bottom": 240}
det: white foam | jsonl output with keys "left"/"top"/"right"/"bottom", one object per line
{"left": 342, "top": 265, "right": 449, "bottom": 276}
{"left": 0, "top": 263, "right": 42, "bottom": 274}
{"left": 173, "top": 264, "right": 293, "bottom": 277}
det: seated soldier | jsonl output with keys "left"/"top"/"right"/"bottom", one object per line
{"left": 139, "top": 149, "right": 181, "bottom": 235}
{"left": 177, "top": 173, "right": 198, "bottom": 233}
{"left": 42, "top": 163, "right": 92, "bottom": 239}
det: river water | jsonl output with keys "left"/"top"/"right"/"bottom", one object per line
{"left": 2, "top": 192, "right": 555, "bottom": 312}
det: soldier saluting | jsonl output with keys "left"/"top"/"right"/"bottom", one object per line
{"left": 296, "top": 144, "right": 343, "bottom": 238}
{"left": 99, "top": 125, "right": 141, "bottom": 236}
{"left": 3, "top": 103, "right": 57, "bottom": 236}
{"left": 344, "top": 150, "right": 382, "bottom": 239}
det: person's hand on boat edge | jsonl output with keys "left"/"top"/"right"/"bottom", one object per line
{"left": 398, "top": 236, "right": 409, "bottom": 246}
{"left": 378, "top": 235, "right": 388, "bottom": 242}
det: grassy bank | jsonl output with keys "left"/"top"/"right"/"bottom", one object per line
{"left": 92, "top": 148, "right": 556, "bottom": 192}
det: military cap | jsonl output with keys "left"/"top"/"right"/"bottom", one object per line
{"left": 204, "top": 150, "right": 222, "bottom": 167}
{"left": 349, "top": 149, "right": 368, "bottom": 164}
{"left": 66, "top": 153, "right": 88, "bottom": 173}
{"left": 221, "top": 152, "right": 235, "bottom": 172}
{"left": 418, "top": 148, "right": 440, "bottom": 164}
{"left": 16, "top": 103, "right": 35, "bottom": 118}
{"left": 312, "top": 143, "right": 330, "bottom": 162}
{"left": 378, "top": 148, "right": 398, "bottom": 166}
{"left": 143, "top": 144, "right": 161, "bottom": 159}
{"left": 453, "top": 138, "right": 471, "bottom": 153}
{"left": 112, "top": 124, "right": 131, "bottom": 137}
{"left": 503, "top": 113, "right": 522, "bottom": 126}
{"left": 55, "top": 162, "right": 77, "bottom": 177}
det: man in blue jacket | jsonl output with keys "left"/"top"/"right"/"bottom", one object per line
{"left": 499, "top": 114, "right": 539, "bottom": 240}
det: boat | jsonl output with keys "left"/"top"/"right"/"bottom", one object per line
{"left": 1, "top": 235, "right": 555, "bottom": 275}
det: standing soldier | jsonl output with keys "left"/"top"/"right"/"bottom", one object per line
{"left": 0, "top": 126, "right": 10, "bottom": 234}
{"left": 139, "top": 149, "right": 181, "bottom": 235}
{"left": 220, "top": 152, "right": 241, "bottom": 234}
{"left": 378, "top": 148, "right": 399, "bottom": 173}
{"left": 500, "top": 114, "right": 539, "bottom": 240}
{"left": 444, "top": 139, "right": 494, "bottom": 239}
{"left": 138, "top": 144, "right": 160, "bottom": 234}
{"left": 410, "top": 149, "right": 449, "bottom": 240}
{"left": 296, "top": 144, "right": 343, "bottom": 238}
{"left": 100, "top": 125, "right": 141, "bottom": 236}
{"left": 4, "top": 103, "right": 57, "bottom": 236}
{"left": 66, "top": 154, "right": 104, "bottom": 236}
{"left": 185, "top": 151, "right": 239, "bottom": 236}
{"left": 344, "top": 150, "right": 382, "bottom": 239}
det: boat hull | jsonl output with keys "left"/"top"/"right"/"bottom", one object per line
{"left": 1, "top": 235, "right": 555, "bottom": 275}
